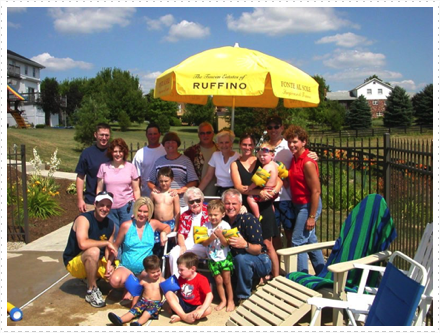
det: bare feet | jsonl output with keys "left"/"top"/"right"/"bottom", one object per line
{"left": 170, "top": 314, "right": 181, "bottom": 323}
{"left": 215, "top": 302, "right": 226, "bottom": 311}
{"left": 226, "top": 302, "right": 235, "bottom": 312}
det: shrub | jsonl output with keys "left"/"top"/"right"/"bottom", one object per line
{"left": 35, "top": 124, "right": 46, "bottom": 129}
{"left": 27, "top": 148, "right": 63, "bottom": 219}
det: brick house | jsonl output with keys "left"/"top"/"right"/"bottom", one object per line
{"left": 327, "top": 78, "right": 394, "bottom": 118}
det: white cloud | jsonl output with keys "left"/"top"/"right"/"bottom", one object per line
{"left": 226, "top": 8, "right": 356, "bottom": 36}
{"left": 316, "top": 32, "right": 373, "bottom": 48}
{"left": 48, "top": 8, "right": 136, "bottom": 34}
{"left": 322, "top": 49, "right": 386, "bottom": 69}
{"left": 164, "top": 20, "right": 210, "bottom": 42}
{"left": 8, "top": 22, "right": 21, "bottom": 29}
{"left": 8, "top": 8, "right": 27, "bottom": 13}
{"left": 31, "top": 53, "right": 93, "bottom": 71}
{"left": 134, "top": 71, "right": 162, "bottom": 93}
{"left": 389, "top": 80, "right": 426, "bottom": 92}
{"left": 326, "top": 69, "right": 402, "bottom": 84}
{"left": 145, "top": 14, "right": 175, "bottom": 30}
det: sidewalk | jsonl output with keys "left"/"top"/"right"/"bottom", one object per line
{"left": 6, "top": 169, "right": 232, "bottom": 326}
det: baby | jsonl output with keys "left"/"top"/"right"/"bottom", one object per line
{"left": 246, "top": 142, "right": 279, "bottom": 220}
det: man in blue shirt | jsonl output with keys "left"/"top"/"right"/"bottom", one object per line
{"left": 75, "top": 123, "right": 111, "bottom": 212}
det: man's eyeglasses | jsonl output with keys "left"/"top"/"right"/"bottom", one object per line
{"left": 97, "top": 191, "right": 114, "bottom": 198}
{"left": 199, "top": 131, "right": 213, "bottom": 135}
{"left": 266, "top": 125, "right": 281, "bottom": 130}
{"left": 255, "top": 147, "right": 275, "bottom": 154}
{"left": 188, "top": 198, "right": 202, "bottom": 205}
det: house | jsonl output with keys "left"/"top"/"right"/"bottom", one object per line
{"left": 7, "top": 50, "right": 59, "bottom": 127}
{"left": 327, "top": 78, "right": 394, "bottom": 118}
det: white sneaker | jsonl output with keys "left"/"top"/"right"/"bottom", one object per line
{"left": 85, "top": 287, "right": 105, "bottom": 308}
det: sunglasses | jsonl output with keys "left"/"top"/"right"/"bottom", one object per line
{"left": 267, "top": 125, "right": 281, "bottom": 130}
{"left": 199, "top": 131, "right": 213, "bottom": 135}
{"left": 97, "top": 191, "right": 114, "bottom": 198}
{"left": 188, "top": 198, "right": 202, "bottom": 205}
{"left": 255, "top": 147, "right": 275, "bottom": 154}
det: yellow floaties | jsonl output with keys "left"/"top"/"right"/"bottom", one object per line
{"left": 222, "top": 227, "right": 240, "bottom": 241}
{"left": 251, "top": 166, "right": 271, "bottom": 187}
{"left": 277, "top": 161, "right": 289, "bottom": 179}
{"left": 193, "top": 226, "right": 209, "bottom": 244}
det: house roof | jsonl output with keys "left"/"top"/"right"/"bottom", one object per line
{"left": 7, "top": 50, "right": 45, "bottom": 69}
{"left": 326, "top": 91, "right": 356, "bottom": 101}
{"left": 351, "top": 78, "right": 393, "bottom": 92}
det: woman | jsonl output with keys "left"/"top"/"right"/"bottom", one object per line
{"left": 167, "top": 187, "right": 209, "bottom": 276}
{"left": 230, "top": 133, "right": 282, "bottom": 278}
{"left": 106, "top": 197, "right": 171, "bottom": 298}
{"left": 284, "top": 125, "right": 325, "bottom": 274}
{"left": 147, "top": 132, "right": 199, "bottom": 209}
{"left": 97, "top": 138, "right": 140, "bottom": 239}
{"left": 198, "top": 130, "right": 240, "bottom": 196}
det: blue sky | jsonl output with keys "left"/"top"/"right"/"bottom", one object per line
{"left": 6, "top": 5, "right": 434, "bottom": 94}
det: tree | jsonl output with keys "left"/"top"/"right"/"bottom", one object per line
{"left": 145, "top": 89, "right": 178, "bottom": 133}
{"left": 321, "top": 100, "right": 347, "bottom": 131}
{"left": 383, "top": 86, "right": 413, "bottom": 127}
{"left": 364, "top": 74, "right": 382, "bottom": 83}
{"left": 88, "top": 68, "right": 148, "bottom": 123}
{"left": 73, "top": 97, "right": 110, "bottom": 147}
{"left": 39, "top": 78, "right": 60, "bottom": 125}
{"left": 182, "top": 96, "right": 215, "bottom": 125}
{"left": 59, "top": 78, "right": 89, "bottom": 118}
{"left": 412, "top": 84, "right": 433, "bottom": 126}
{"left": 347, "top": 95, "right": 372, "bottom": 129}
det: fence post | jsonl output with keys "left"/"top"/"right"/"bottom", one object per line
{"left": 383, "top": 134, "right": 391, "bottom": 204}
{"left": 20, "top": 144, "right": 30, "bottom": 243}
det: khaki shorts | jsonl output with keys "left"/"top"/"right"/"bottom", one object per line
{"left": 66, "top": 254, "right": 119, "bottom": 280}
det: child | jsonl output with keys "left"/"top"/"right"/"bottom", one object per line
{"left": 164, "top": 252, "right": 213, "bottom": 324}
{"left": 246, "top": 142, "right": 279, "bottom": 220}
{"left": 201, "top": 200, "right": 235, "bottom": 312}
{"left": 150, "top": 167, "right": 180, "bottom": 258}
{"left": 108, "top": 255, "right": 165, "bottom": 326}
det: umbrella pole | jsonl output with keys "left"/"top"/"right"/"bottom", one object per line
{"left": 231, "top": 97, "right": 235, "bottom": 132}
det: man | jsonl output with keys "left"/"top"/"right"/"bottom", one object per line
{"left": 63, "top": 191, "right": 117, "bottom": 308}
{"left": 265, "top": 116, "right": 296, "bottom": 248}
{"left": 132, "top": 123, "right": 166, "bottom": 197}
{"left": 184, "top": 122, "right": 219, "bottom": 196}
{"left": 75, "top": 123, "right": 111, "bottom": 212}
{"left": 221, "top": 189, "right": 272, "bottom": 303}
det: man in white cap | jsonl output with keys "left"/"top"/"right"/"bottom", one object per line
{"left": 63, "top": 191, "right": 117, "bottom": 308}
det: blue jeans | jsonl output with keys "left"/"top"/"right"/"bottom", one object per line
{"left": 233, "top": 253, "right": 272, "bottom": 299}
{"left": 107, "top": 201, "right": 134, "bottom": 241}
{"left": 292, "top": 198, "right": 325, "bottom": 274}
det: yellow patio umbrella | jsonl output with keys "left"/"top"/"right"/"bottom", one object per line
{"left": 154, "top": 44, "right": 319, "bottom": 130}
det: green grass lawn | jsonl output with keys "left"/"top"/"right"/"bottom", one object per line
{"left": 7, "top": 126, "right": 201, "bottom": 172}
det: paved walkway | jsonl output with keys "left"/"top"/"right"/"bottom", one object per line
{"left": 6, "top": 169, "right": 233, "bottom": 327}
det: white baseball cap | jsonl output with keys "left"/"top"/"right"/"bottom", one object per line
{"left": 95, "top": 191, "right": 114, "bottom": 203}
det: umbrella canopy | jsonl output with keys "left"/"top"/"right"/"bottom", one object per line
{"left": 154, "top": 44, "right": 319, "bottom": 130}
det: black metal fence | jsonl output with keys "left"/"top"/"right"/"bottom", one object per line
{"left": 309, "top": 133, "right": 433, "bottom": 260}
{"left": 308, "top": 125, "right": 432, "bottom": 138}
{"left": 7, "top": 144, "right": 29, "bottom": 243}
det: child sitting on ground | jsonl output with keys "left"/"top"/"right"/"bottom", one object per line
{"left": 246, "top": 142, "right": 279, "bottom": 220}
{"left": 150, "top": 167, "right": 180, "bottom": 258}
{"left": 108, "top": 255, "right": 165, "bottom": 326}
{"left": 164, "top": 252, "right": 213, "bottom": 324}
{"left": 201, "top": 200, "right": 235, "bottom": 312}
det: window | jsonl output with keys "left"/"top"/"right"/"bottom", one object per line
{"left": 376, "top": 112, "right": 383, "bottom": 117}
{"left": 25, "top": 65, "right": 28, "bottom": 75}
{"left": 372, "top": 100, "right": 378, "bottom": 105}
{"left": 33, "top": 67, "right": 36, "bottom": 77}
{"left": 367, "top": 89, "right": 372, "bottom": 94}
{"left": 378, "top": 89, "right": 383, "bottom": 94}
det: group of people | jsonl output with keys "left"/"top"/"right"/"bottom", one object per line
{"left": 63, "top": 116, "right": 325, "bottom": 325}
